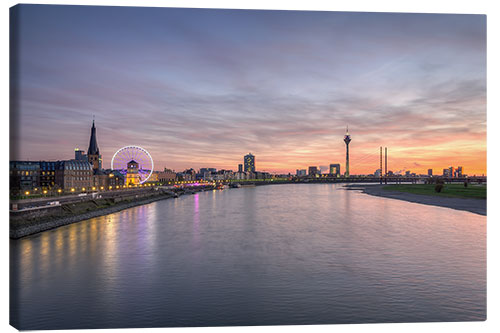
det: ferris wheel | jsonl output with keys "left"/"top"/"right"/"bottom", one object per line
{"left": 111, "top": 146, "right": 154, "bottom": 184}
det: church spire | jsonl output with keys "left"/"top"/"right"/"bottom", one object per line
{"left": 88, "top": 119, "right": 99, "bottom": 156}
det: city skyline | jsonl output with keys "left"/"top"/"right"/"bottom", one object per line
{"left": 11, "top": 6, "right": 486, "bottom": 175}
{"left": 11, "top": 119, "right": 480, "bottom": 177}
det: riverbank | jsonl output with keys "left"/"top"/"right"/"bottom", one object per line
{"left": 346, "top": 184, "right": 486, "bottom": 216}
{"left": 382, "top": 183, "right": 486, "bottom": 199}
{"left": 10, "top": 187, "right": 211, "bottom": 239}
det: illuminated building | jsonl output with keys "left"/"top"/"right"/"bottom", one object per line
{"left": 126, "top": 160, "right": 140, "bottom": 185}
{"left": 244, "top": 153, "right": 255, "bottom": 173}
{"left": 87, "top": 120, "right": 101, "bottom": 171}
{"left": 105, "top": 170, "right": 125, "bottom": 187}
{"left": 90, "top": 169, "right": 124, "bottom": 189}
{"left": 148, "top": 172, "right": 159, "bottom": 182}
{"left": 158, "top": 168, "right": 176, "bottom": 182}
{"left": 344, "top": 126, "right": 351, "bottom": 177}
{"left": 9, "top": 161, "right": 40, "bottom": 192}
{"left": 39, "top": 161, "right": 56, "bottom": 189}
{"left": 329, "top": 164, "right": 341, "bottom": 177}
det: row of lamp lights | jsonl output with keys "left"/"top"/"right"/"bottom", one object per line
{"left": 23, "top": 180, "right": 213, "bottom": 196}
{"left": 24, "top": 183, "right": 155, "bottom": 196}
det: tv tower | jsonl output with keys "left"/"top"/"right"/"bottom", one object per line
{"left": 344, "top": 126, "right": 351, "bottom": 177}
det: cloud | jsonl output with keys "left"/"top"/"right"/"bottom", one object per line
{"left": 12, "top": 6, "right": 486, "bottom": 175}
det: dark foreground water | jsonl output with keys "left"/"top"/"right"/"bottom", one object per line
{"left": 10, "top": 184, "right": 486, "bottom": 329}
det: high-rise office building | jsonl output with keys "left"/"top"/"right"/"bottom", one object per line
{"left": 238, "top": 164, "right": 243, "bottom": 173}
{"left": 428, "top": 169, "right": 433, "bottom": 176}
{"left": 244, "top": 153, "right": 255, "bottom": 173}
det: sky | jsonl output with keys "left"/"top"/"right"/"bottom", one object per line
{"left": 10, "top": 5, "right": 486, "bottom": 175}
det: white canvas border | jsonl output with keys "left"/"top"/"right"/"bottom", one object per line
{"left": 2, "top": 1, "right": 497, "bottom": 333}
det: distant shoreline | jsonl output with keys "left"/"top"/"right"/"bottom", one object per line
{"left": 345, "top": 184, "right": 486, "bottom": 216}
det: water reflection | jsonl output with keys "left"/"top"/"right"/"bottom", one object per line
{"left": 10, "top": 184, "right": 486, "bottom": 330}
{"left": 193, "top": 193, "right": 200, "bottom": 247}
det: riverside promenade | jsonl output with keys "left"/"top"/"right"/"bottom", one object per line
{"left": 10, "top": 185, "right": 214, "bottom": 239}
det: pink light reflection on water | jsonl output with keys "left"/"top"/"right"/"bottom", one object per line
{"left": 193, "top": 193, "right": 200, "bottom": 247}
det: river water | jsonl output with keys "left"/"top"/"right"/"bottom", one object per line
{"left": 10, "top": 184, "right": 486, "bottom": 329}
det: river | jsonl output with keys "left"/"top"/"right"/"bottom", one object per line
{"left": 10, "top": 184, "right": 486, "bottom": 329}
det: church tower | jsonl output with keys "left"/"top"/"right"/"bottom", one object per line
{"left": 87, "top": 119, "right": 101, "bottom": 171}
